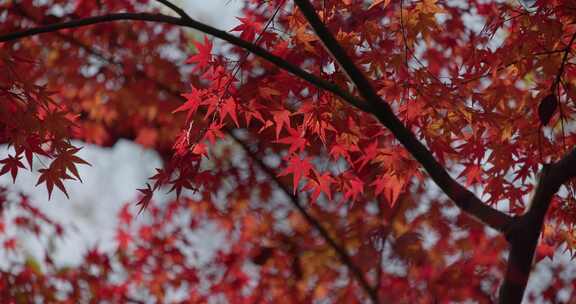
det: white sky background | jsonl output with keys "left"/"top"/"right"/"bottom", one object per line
{"left": 0, "top": 1, "right": 574, "bottom": 302}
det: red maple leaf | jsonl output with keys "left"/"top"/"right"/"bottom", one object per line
{"left": 343, "top": 175, "right": 364, "bottom": 202}
{"left": 0, "top": 154, "right": 26, "bottom": 182}
{"left": 149, "top": 168, "right": 171, "bottom": 190}
{"left": 52, "top": 146, "right": 91, "bottom": 182}
{"left": 220, "top": 97, "right": 240, "bottom": 127}
{"left": 535, "top": 243, "right": 555, "bottom": 263}
{"left": 15, "top": 135, "right": 48, "bottom": 169}
{"left": 136, "top": 183, "right": 154, "bottom": 214}
{"left": 186, "top": 36, "right": 213, "bottom": 72}
{"left": 356, "top": 141, "right": 380, "bottom": 171}
{"left": 116, "top": 229, "right": 131, "bottom": 250}
{"left": 204, "top": 122, "right": 226, "bottom": 145}
{"left": 304, "top": 172, "right": 334, "bottom": 202}
{"left": 118, "top": 204, "right": 133, "bottom": 226}
{"left": 279, "top": 155, "right": 313, "bottom": 194}
{"left": 372, "top": 173, "right": 405, "bottom": 206}
{"left": 329, "top": 143, "right": 351, "bottom": 162}
{"left": 275, "top": 127, "right": 308, "bottom": 154}
{"left": 168, "top": 173, "right": 196, "bottom": 199}
{"left": 271, "top": 110, "right": 292, "bottom": 140}
{"left": 173, "top": 86, "right": 203, "bottom": 121}
{"left": 36, "top": 167, "right": 74, "bottom": 199}
{"left": 231, "top": 17, "right": 261, "bottom": 41}
{"left": 3, "top": 238, "right": 17, "bottom": 251}
{"left": 458, "top": 164, "right": 483, "bottom": 186}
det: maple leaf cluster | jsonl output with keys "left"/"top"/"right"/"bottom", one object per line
{"left": 1, "top": 0, "right": 576, "bottom": 303}
{"left": 0, "top": 47, "right": 90, "bottom": 198}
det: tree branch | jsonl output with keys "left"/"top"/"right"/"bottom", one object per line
{"left": 155, "top": 0, "right": 193, "bottom": 21}
{"left": 498, "top": 31, "right": 576, "bottom": 302}
{"left": 228, "top": 131, "right": 380, "bottom": 304}
{"left": 499, "top": 147, "right": 576, "bottom": 302}
{"left": 292, "top": 0, "right": 512, "bottom": 232}
{"left": 0, "top": 12, "right": 367, "bottom": 112}
{"left": 552, "top": 32, "right": 576, "bottom": 89}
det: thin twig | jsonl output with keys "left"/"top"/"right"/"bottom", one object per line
{"left": 552, "top": 32, "right": 576, "bottom": 89}
{"left": 155, "top": 0, "right": 192, "bottom": 20}
{"left": 458, "top": 49, "right": 567, "bottom": 85}
{"left": 228, "top": 131, "right": 379, "bottom": 304}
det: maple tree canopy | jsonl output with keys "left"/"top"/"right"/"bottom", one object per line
{"left": 1, "top": 0, "right": 576, "bottom": 303}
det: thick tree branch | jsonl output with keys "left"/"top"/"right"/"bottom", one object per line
{"left": 292, "top": 0, "right": 512, "bottom": 232}
{"left": 498, "top": 31, "right": 576, "bottom": 302}
{"left": 551, "top": 148, "right": 576, "bottom": 183}
{"left": 499, "top": 147, "right": 576, "bottom": 302}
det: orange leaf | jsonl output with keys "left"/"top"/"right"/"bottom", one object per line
{"left": 369, "top": 0, "right": 391, "bottom": 9}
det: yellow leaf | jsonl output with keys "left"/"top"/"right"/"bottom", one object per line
{"left": 392, "top": 219, "right": 410, "bottom": 236}
{"left": 294, "top": 26, "right": 318, "bottom": 53}
{"left": 501, "top": 124, "right": 513, "bottom": 142}
{"left": 25, "top": 256, "right": 43, "bottom": 275}
{"left": 417, "top": 0, "right": 445, "bottom": 14}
